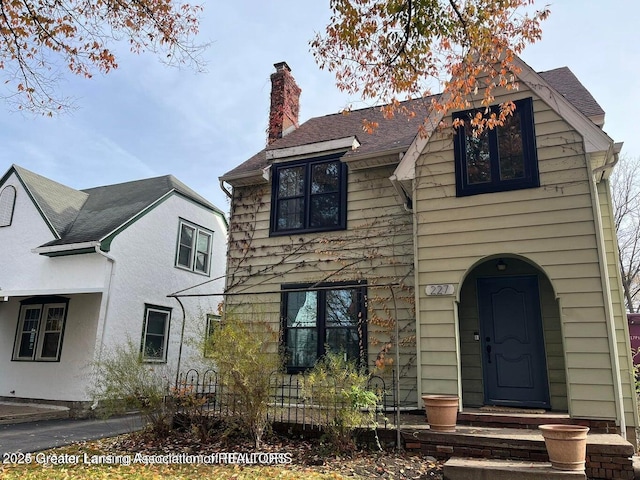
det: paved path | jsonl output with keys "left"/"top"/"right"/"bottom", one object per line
{"left": 0, "top": 414, "right": 144, "bottom": 456}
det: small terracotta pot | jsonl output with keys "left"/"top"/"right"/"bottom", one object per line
{"left": 539, "top": 424, "right": 589, "bottom": 471}
{"left": 421, "top": 394, "right": 459, "bottom": 432}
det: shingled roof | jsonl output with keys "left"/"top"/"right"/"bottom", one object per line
{"left": 222, "top": 66, "right": 605, "bottom": 181}
{"left": 2, "top": 165, "right": 224, "bottom": 251}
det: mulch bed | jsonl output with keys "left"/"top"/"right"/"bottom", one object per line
{"left": 94, "top": 427, "right": 443, "bottom": 479}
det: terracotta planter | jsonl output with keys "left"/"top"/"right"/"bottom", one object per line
{"left": 539, "top": 424, "right": 589, "bottom": 471}
{"left": 421, "top": 394, "right": 459, "bottom": 432}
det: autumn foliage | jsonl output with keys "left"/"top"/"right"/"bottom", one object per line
{"left": 312, "top": 0, "right": 550, "bottom": 132}
{"left": 0, "top": 0, "right": 203, "bottom": 114}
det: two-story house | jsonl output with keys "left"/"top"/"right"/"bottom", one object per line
{"left": 0, "top": 165, "right": 227, "bottom": 414}
{"left": 220, "top": 60, "right": 638, "bottom": 441}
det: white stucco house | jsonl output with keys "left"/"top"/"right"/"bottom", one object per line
{"left": 0, "top": 165, "right": 227, "bottom": 414}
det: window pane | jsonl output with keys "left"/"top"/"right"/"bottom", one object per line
{"left": 40, "top": 333, "right": 60, "bottom": 358}
{"left": 147, "top": 311, "right": 167, "bottom": 334}
{"left": 278, "top": 166, "right": 305, "bottom": 198}
{"left": 325, "top": 289, "right": 358, "bottom": 326}
{"left": 326, "top": 328, "right": 360, "bottom": 362}
{"left": 497, "top": 112, "right": 525, "bottom": 180}
{"left": 144, "top": 336, "right": 164, "bottom": 359}
{"left": 178, "top": 224, "right": 195, "bottom": 268}
{"left": 18, "top": 308, "right": 41, "bottom": 358}
{"left": 195, "top": 231, "right": 211, "bottom": 273}
{"left": 311, "top": 162, "right": 339, "bottom": 194}
{"left": 143, "top": 309, "right": 168, "bottom": 360}
{"left": 45, "top": 307, "right": 64, "bottom": 332}
{"left": 310, "top": 193, "right": 339, "bottom": 228}
{"left": 287, "top": 291, "right": 317, "bottom": 327}
{"left": 464, "top": 121, "right": 491, "bottom": 185}
{"left": 180, "top": 224, "right": 194, "bottom": 246}
{"left": 286, "top": 328, "right": 317, "bottom": 368}
{"left": 277, "top": 198, "right": 304, "bottom": 230}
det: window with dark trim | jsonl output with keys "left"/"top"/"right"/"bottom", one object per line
{"left": 204, "top": 314, "right": 220, "bottom": 358}
{"left": 281, "top": 282, "right": 366, "bottom": 373}
{"left": 453, "top": 97, "right": 539, "bottom": 197}
{"left": 270, "top": 155, "right": 347, "bottom": 235}
{"left": 175, "top": 220, "right": 213, "bottom": 275}
{"left": 141, "top": 305, "right": 171, "bottom": 362}
{"left": 12, "top": 296, "right": 68, "bottom": 361}
{"left": 0, "top": 185, "right": 16, "bottom": 227}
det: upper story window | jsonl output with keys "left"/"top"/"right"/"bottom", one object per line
{"left": 270, "top": 155, "right": 347, "bottom": 236}
{"left": 141, "top": 304, "right": 171, "bottom": 362}
{"left": 281, "top": 282, "right": 367, "bottom": 373}
{"left": 13, "top": 297, "right": 68, "bottom": 362}
{"left": 175, "top": 220, "right": 213, "bottom": 275}
{"left": 0, "top": 185, "right": 16, "bottom": 227}
{"left": 453, "top": 97, "right": 539, "bottom": 197}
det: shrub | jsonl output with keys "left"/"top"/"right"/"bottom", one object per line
{"left": 204, "top": 314, "right": 281, "bottom": 448}
{"left": 302, "top": 352, "right": 381, "bottom": 452}
{"left": 88, "top": 339, "right": 172, "bottom": 436}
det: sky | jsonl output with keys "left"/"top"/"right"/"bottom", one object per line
{"left": 0, "top": 1, "right": 638, "bottom": 215}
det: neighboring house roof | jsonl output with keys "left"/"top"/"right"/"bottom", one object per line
{"left": 0, "top": 164, "right": 226, "bottom": 254}
{"left": 222, "top": 64, "right": 608, "bottom": 182}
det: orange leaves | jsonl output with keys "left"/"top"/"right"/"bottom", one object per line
{"left": 312, "top": 0, "right": 550, "bottom": 134}
{"left": 0, "top": 0, "right": 205, "bottom": 114}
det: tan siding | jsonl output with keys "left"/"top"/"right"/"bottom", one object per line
{"left": 226, "top": 165, "right": 418, "bottom": 405}
{"left": 414, "top": 82, "right": 618, "bottom": 418}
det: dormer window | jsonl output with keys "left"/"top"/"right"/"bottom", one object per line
{"left": 453, "top": 97, "right": 539, "bottom": 196}
{"left": 270, "top": 154, "right": 347, "bottom": 235}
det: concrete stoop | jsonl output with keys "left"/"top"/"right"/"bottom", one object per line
{"left": 443, "top": 457, "right": 587, "bottom": 480}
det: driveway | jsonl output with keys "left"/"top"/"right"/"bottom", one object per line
{"left": 0, "top": 414, "right": 144, "bottom": 456}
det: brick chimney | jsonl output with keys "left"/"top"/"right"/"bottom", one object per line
{"left": 268, "top": 62, "right": 301, "bottom": 145}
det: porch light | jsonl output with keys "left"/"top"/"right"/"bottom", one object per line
{"left": 496, "top": 259, "right": 507, "bottom": 271}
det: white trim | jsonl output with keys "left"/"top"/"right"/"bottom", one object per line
{"left": 0, "top": 288, "right": 104, "bottom": 297}
{"left": 265, "top": 136, "right": 360, "bottom": 161}
{"left": 32, "top": 241, "right": 100, "bottom": 255}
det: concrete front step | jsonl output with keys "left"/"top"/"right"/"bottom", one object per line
{"left": 443, "top": 457, "right": 586, "bottom": 480}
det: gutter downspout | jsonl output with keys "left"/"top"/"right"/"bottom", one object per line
{"left": 91, "top": 245, "right": 116, "bottom": 409}
{"left": 587, "top": 148, "right": 626, "bottom": 439}
{"left": 219, "top": 179, "right": 232, "bottom": 199}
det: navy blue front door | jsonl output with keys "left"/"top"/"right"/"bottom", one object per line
{"left": 477, "top": 275, "right": 550, "bottom": 408}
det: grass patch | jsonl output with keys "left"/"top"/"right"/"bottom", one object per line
{"left": 0, "top": 441, "right": 353, "bottom": 480}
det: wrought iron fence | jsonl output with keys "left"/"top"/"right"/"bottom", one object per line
{"left": 173, "top": 368, "right": 394, "bottom": 430}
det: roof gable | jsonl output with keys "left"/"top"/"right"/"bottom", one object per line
{"left": 40, "top": 175, "right": 224, "bottom": 249}
{"left": 394, "top": 57, "right": 615, "bottom": 182}
{"left": 4, "top": 165, "right": 88, "bottom": 238}
{"left": 223, "top": 58, "right": 614, "bottom": 187}
{"left": 0, "top": 165, "right": 224, "bottom": 253}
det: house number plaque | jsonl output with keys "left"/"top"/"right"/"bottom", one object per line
{"left": 425, "top": 284, "right": 455, "bottom": 296}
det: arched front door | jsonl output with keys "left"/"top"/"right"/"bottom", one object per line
{"left": 477, "top": 275, "right": 551, "bottom": 408}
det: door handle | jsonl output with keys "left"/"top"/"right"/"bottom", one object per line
{"left": 486, "top": 344, "right": 492, "bottom": 363}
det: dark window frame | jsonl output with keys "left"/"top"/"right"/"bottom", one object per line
{"left": 281, "top": 281, "right": 367, "bottom": 374}
{"left": 453, "top": 97, "right": 539, "bottom": 197}
{"left": 12, "top": 296, "right": 69, "bottom": 362}
{"left": 141, "top": 304, "right": 172, "bottom": 363}
{"left": 270, "top": 154, "right": 348, "bottom": 236}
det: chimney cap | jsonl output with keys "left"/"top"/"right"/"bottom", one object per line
{"left": 273, "top": 62, "right": 291, "bottom": 73}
